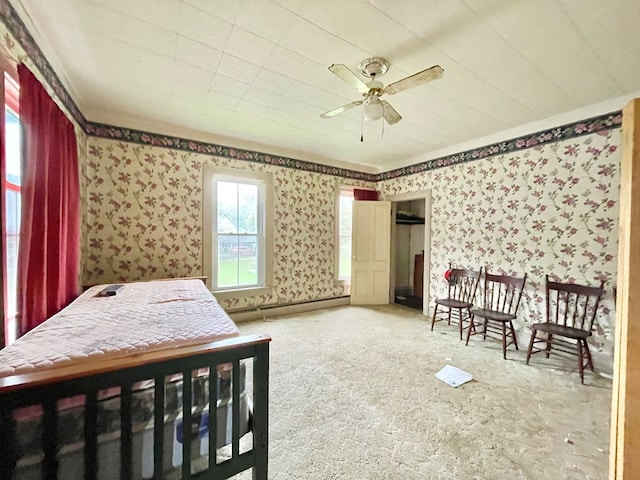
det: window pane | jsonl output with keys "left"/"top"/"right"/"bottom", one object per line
{"left": 339, "top": 236, "right": 351, "bottom": 278}
{"left": 5, "top": 110, "right": 20, "bottom": 186}
{"left": 339, "top": 195, "right": 352, "bottom": 236}
{"left": 217, "top": 235, "right": 258, "bottom": 288}
{"left": 4, "top": 106, "right": 21, "bottom": 329}
{"left": 217, "top": 181, "right": 238, "bottom": 233}
{"left": 237, "top": 183, "right": 257, "bottom": 233}
{"left": 338, "top": 192, "right": 353, "bottom": 279}
{"left": 218, "top": 235, "right": 239, "bottom": 287}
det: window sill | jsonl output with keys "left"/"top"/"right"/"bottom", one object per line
{"left": 336, "top": 279, "right": 350, "bottom": 287}
{"left": 212, "top": 286, "right": 273, "bottom": 301}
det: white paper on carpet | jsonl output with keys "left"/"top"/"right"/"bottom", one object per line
{"left": 435, "top": 365, "right": 473, "bottom": 387}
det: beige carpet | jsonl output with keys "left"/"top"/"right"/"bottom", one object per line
{"left": 234, "top": 305, "right": 611, "bottom": 480}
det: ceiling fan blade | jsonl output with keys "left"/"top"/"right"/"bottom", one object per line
{"left": 381, "top": 100, "right": 402, "bottom": 125}
{"left": 320, "top": 100, "right": 363, "bottom": 118}
{"left": 329, "top": 64, "right": 370, "bottom": 95}
{"left": 384, "top": 65, "right": 444, "bottom": 95}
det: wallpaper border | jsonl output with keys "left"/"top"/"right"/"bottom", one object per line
{"left": 378, "top": 111, "right": 622, "bottom": 181}
{"left": 0, "top": 0, "right": 624, "bottom": 182}
{"left": 84, "top": 122, "right": 379, "bottom": 182}
{"left": 0, "top": 0, "right": 88, "bottom": 130}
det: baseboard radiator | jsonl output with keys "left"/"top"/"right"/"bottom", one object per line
{"left": 228, "top": 296, "right": 350, "bottom": 323}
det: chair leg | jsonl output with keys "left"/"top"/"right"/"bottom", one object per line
{"left": 545, "top": 333, "right": 553, "bottom": 358}
{"left": 430, "top": 304, "right": 439, "bottom": 331}
{"left": 502, "top": 322, "right": 507, "bottom": 360}
{"left": 465, "top": 314, "right": 475, "bottom": 345}
{"left": 509, "top": 321, "right": 519, "bottom": 350}
{"left": 459, "top": 309, "right": 467, "bottom": 341}
{"left": 526, "top": 330, "right": 536, "bottom": 365}
{"left": 583, "top": 339, "right": 594, "bottom": 371}
{"left": 577, "top": 339, "right": 585, "bottom": 384}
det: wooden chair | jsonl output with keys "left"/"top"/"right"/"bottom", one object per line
{"left": 526, "top": 276, "right": 604, "bottom": 384}
{"left": 465, "top": 271, "right": 527, "bottom": 359}
{"left": 431, "top": 266, "right": 482, "bottom": 340}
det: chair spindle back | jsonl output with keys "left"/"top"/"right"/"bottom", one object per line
{"left": 545, "top": 276, "right": 604, "bottom": 332}
{"left": 483, "top": 272, "right": 527, "bottom": 316}
{"left": 448, "top": 267, "right": 482, "bottom": 304}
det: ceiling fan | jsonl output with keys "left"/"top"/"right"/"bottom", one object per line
{"left": 320, "top": 57, "right": 444, "bottom": 125}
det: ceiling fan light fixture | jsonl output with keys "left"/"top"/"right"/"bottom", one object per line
{"left": 363, "top": 98, "right": 384, "bottom": 121}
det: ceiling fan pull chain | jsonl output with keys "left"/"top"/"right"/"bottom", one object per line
{"left": 360, "top": 106, "right": 364, "bottom": 143}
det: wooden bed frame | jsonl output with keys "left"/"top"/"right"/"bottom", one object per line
{"left": 0, "top": 333, "right": 271, "bottom": 480}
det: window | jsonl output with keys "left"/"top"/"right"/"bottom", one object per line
{"left": 204, "top": 167, "right": 273, "bottom": 296}
{"left": 3, "top": 72, "right": 19, "bottom": 345}
{"left": 337, "top": 188, "right": 354, "bottom": 281}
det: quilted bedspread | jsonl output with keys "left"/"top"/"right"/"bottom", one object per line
{"left": 0, "top": 279, "right": 239, "bottom": 378}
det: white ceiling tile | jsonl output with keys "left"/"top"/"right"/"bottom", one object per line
{"left": 210, "top": 73, "right": 252, "bottom": 98}
{"left": 176, "top": 35, "right": 224, "bottom": 69}
{"left": 178, "top": 3, "right": 233, "bottom": 51}
{"left": 129, "top": 68, "right": 174, "bottom": 93}
{"left": 276, "top": 17, "right": 371, "bottom": 70}
{"left": 234, "top": 1, "right": 297, "bottom": 43}
{"left": 172, "top": 62, "right": 216, "bottom": 89}
{"left": 217, "top": 53, "right": 262, "bottom": 83}
{"left": 129, "top": 47, "right": 175, "bottom": 76}
{"left": 224, "top": 27, "right": 275, "bottom": 66}
{"left": 253, "top": 69, "right": 352, "bottom": 110}
{"left": 125, "top": 17, "right": 177, "bottom": 58}
{"left": 296, "top": 0, "right": 418, "bottom": 58}
{"left": 559, "top": 0, "right": 640, "bottom": 93}
{"left": 464, "top": 0, "right": 624, "bottom": 104}
{"left": 182, "top": 0, "right": 242, "bottom": 25}
{"left": 265, "top": 46, "right": 335, "bottom": 93}
{"left": 88, "top": 0, "right": 182, "bottom": 31}
{"left": 204, "top": 91, "right": 242, "bottom": 110}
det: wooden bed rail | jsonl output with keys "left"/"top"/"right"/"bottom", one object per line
{"left": 0, "top": 334, "right": 271, "bottom": 480}
{"left": 0, "top": 334, "right": 271, "bottom": 392}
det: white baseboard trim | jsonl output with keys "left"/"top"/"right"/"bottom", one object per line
{"left": 229, "top": 296, "right": 351, "bottom": 323}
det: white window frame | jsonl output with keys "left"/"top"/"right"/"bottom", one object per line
{"left": 335, "top": 186, "right": 355, "bottom": 284}
{"left": 203, "top": 165, "right": 273, "bottom": 300}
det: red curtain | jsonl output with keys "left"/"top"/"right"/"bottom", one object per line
{"left": 353, "top": 188, "right": 378, "bottom": 201}
{"left": 17, "top": 65, "right": 80, "bottom": 335}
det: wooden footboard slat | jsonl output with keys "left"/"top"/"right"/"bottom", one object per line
{"left": 120, "top": 384, "right": 133, "bottom": 480}
{"left": 43, "top": 398, "right": 59, "bottom": 480}
{"left": 84, "top": 390, "right": 98, "bottom": 480}
{"left": 182, "top": 371, "right": 193, "bottom": 478}
{"left": 252, "top": 341, "right": 269, "bottom": 480}
{"left": 232, "top": 358, "right": 241, "bottom": 459}
{"left": 154, "top": 376, "right": 165, "bottom": 479}
{"left": 208, "top": 366, "right": 218, "bottom": 471}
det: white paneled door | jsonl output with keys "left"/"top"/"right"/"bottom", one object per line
{"left": 350, "top": 201, "right": 391, "bottom": 305}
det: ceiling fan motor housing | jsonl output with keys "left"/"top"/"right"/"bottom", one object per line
{"left": 358, "top": 57, "right": 390, "bottom": 79}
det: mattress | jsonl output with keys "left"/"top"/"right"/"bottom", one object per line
{"left": 0, "top": 278, "right": 239, "bottom": 378}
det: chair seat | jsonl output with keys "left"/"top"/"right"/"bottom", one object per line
{"left": 471, "top": 308, "right": 516, "bottom": 323}
{"left": 530, "top": 322, "right": 591, "bottom": 340}
{"left": 435, "top": 298, "right": 472, "bottom": 309}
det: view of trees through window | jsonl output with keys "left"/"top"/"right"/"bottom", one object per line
{"left": 216, "top": 180, "right": 260, "bottom": 288}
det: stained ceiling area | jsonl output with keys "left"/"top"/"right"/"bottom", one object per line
{"left": 9, "top": 0, "right": 640, "bottom": 173}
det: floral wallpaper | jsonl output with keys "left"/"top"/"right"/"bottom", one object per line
{"left": 83, "top": 138, "right": 375, "bottom": 310}
{"left": 379, "top": 129, "right": 621, "bottom": 364}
